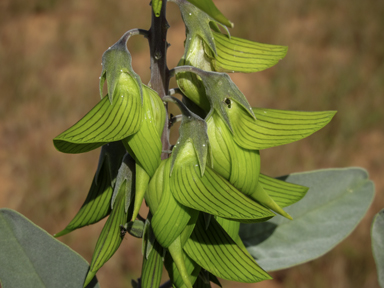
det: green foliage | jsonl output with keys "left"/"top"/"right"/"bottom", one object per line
{"left": 240, "top": 168, "right": 374, "bottom": 271}
{"left": 0, "top": 209, "right": 99, "bottom": 288}
{"left": 372, "top": 209, "right": 384, "bottom": 288}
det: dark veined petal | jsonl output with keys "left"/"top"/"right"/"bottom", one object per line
{"left": 207, "top": 113, "right": 260, "bottom": 195}
{"left": 124, "top": 86, "right": 164, "bottom": 177}
{"left": 111, "top": 153, "right": 135, "bottom": 213}
{"left": 206, "top": 31, "right": 288, "bottom": 73}
{"left": 249, "top": 182, "right": 292, "bottom": 220}
{"left": 141, "top": 240, "right": 163, "bottom": 288}
{"left": 54, "top": 142, "right": 126, "bottom": 237}
{"left": 54, "top": 73, "right": 142, "bottom": 154}
{"left": 83, "top": 180, "right": 132, "bottom": 287}
{"left": 183, "top": 215, "right": 271, "bottom": 283}
{"left": 170, "top": 148, "right": 274, "bottom": 222}
{"left": 151, "top": 159, "right": 197, "bottom": 248}
{"left": 145, "top": 160, "right": 167, "bottom": 213}
{"left": 164, "top": 247, "right": 200, "bottom": 288}
{"left": 168, "top": 237, "right": 194, "bottom": 288}
{"left": 230, "top": 105, "right": 337, "bottom": 150}
{"left": 259, "top": 174, "right": 309, "bottom": 208}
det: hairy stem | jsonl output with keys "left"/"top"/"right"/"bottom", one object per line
{"left": 148, "top": 1, "right": 171, "bottom": 160}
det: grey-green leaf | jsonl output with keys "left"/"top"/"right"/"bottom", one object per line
{"left": 239, "top": 168, "right": 375, "bottom": 271}
{"left": 0, "top": 208, "right": 99, "bottom": 288}
{"left": 372, "top": 209, "right": 384, "bottom": 288}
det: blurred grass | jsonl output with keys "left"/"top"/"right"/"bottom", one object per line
{"left": 0, "top": 0, "right": 383, "bottom": 287}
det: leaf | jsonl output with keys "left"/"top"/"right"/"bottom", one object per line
{"left": 230, "top": 106, "right": 336, "bottom": 150}
{"left": 170, "top": 157, "right": 275, "bottom": 222}
{"left": 141, "top": 240, "right": 163, "bottom": 288}
{"left": 183, "top": 215, "right": 271, "bottom": 283}
{"left": 259, "top": 173, "right": 308, "bottom": 208}
{"left": 206, "top": 31, "right": 288, "bottom": 73}
{"left": 0, "top": 209, "right": 99, "bottom": 288}
{"left": 84, "top": 180, "right": 132, "bottom": 287}
{"left": 125, "top": 86, "right": 164, "bottom": 177}
{"left": 372, "top": 209, "right": 384, "bottom": 288}
{"left": 54, "top": 85, "right": 142, "bottom": 154}
{"left": 239, "top": 168, "right": 375, "bottom": 271}
{"left": 185, "top": 0, "right": 233, "bottom": 28}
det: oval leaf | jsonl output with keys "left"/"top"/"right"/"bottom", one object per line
{"left": 0, "top": 209, "right": 99, "bottom": 288}
{"left": 239, "top": 168, "right": 375, "bottom": 271}
{"left": 372, "top": 209, "right": 384, "bottom": 288}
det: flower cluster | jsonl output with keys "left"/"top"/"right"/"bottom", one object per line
{"left": 53, "top": 1, "right": 335, "bottom": 287}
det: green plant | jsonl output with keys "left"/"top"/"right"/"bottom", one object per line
{"left": 0, "top": 1, "right": 377, "bottom": 288}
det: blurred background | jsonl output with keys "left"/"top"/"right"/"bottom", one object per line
{"left": 0, "top": 0, "right": 383, "bottom": 287}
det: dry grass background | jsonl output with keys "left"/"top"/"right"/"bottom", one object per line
{"left": 0, "top": 0, "right": 384, "bottom": 287}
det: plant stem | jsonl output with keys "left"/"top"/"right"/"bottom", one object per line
{"left": 148, "top": 1, "right": 171, "bottom": 160}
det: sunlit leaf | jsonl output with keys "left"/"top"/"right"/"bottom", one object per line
{"left": 240, "top": 168, "right": 374, "bottom": 271}
{"left": 184, "top": 215, "right": 271, "bottom": 283}
{"left": 0, "top": 209, "right": 99, "bottom": 288}
{"left": 372, "top": 209, "right": 384, "bottom": 288}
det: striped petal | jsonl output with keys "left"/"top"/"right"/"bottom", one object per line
{"left": 170, "top": 152, "right": 274, "bottom": 222}
{"left": 151, "top": 159, "right": 196, "bottom": 248}
{"left": 83, "top": 180, "right": 131, "bottom": 287}
{"left": 230, "top": 105, "right": 337, "bottom": 150}
{"left": 54, "top": 73, "right": 142, "bottom": 154}
{"left": 206, "top": 31, "right": 288, "bottom": 73}
{"left": 125, "top": 86, "right": 164, "bottom": 177}
{"left": 54, "top": 142, "right": 126, "bottom": 237}
{"left": 259, "top": 174, "right": 309, "bottom": 208}
{"left": 183, "top": 215, "right": 271, "bottom": 283}
{"left": 141, "top": 240, "right": 163, "bottom": 288}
